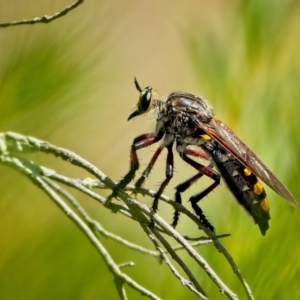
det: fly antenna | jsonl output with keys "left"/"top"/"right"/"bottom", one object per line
{"left": 134, "top": 77, "right": 142, "bottom": 92}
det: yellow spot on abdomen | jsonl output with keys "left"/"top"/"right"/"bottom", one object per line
{"left": 201, "top": 134, "right": 211, "bottom": 141}
{"left": 260, "top": 198, "right": 270, "bottom": 212}
{"left": 254, "top": 182, "right": 264, "bottom": 195}
{"left": 244, "top": 168, "right": 252, "bottom": 176}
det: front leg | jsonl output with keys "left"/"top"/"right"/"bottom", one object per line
{"left": 134, "top": 145, "right": 164, "bottom": 190}
{"left": 107, "top": 131, "right": 164, "bottom": 201}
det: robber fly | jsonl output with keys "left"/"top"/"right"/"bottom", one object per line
{"left": 108, "top": 78, "right": 297, "bottom": 235}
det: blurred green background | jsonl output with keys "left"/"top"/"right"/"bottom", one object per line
{"left": 0, "top": 0, "right": 299, "bottom": 299}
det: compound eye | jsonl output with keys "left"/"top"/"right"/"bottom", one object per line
{"left": 138, "top": 86, "right": 152, "bottom": 112}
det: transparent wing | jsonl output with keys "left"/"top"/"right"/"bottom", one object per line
{"left": 198, "top": 118, "right": 297, "bottom": 207}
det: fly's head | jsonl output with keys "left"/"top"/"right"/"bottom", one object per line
{"left": 128, "top": 78, "right": 162, "bottom": 121}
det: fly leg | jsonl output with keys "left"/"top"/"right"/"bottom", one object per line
{"left": 134, "top": 145, "right": 164, "bottom": 191}
{"left": 172, "top": 148, "right": 212, "bottom": 227}
{"left": 151, "top": 142, "right": 174, "bottom": 213}
{"left": 148, "top": 142, "right": 174, "bottom": 227}
{"left": 176, "top": 150, "right": 220, "bottom": 232}
{"left": 107, "top": 131, "right": 164, "bottom": 202}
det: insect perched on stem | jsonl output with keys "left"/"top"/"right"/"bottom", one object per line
{"left": 108, "top": 78, "right": 297, "bottom": 235}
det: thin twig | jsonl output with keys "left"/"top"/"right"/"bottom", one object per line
{"left": 0, "top": 0, "right": 84, "bottom": 28}
{"left": 118, "top": 262, "right": 135, "bottom": 268}
{"left": 0, "top": 155, "right": 161, "bottom": 300}
{"left": 210, "top": 238, "right": 254, "bottom": 300}
{"left": 114, "top": 189, "right": 238, "bottom": 299}
{"left": 127, "top": 185, "right": 252, "bottom": 299}
{"left": 0, "top": 153, "right": 208, "bottom": 299}
{"left": 45, "top": 175, "right": 226, "bottom": 247}
{"left": 125, "top": 185, "right": 214, "bottom": 231}
{"left": 44, "top": 177, "right": 158, "bottom": 257}
{"left": 145, "top": 225, "right": 208, "bottom": 299}
{"left": 35, "top": 177, "right": 160, "bottom": 300}
{"left": 103, "top": 189, "right": 211, "bottom": 298}
{"left": 0, "top": 132, "right": 255, "bottom": 299}
{"left": 45, "top": 175, "right": 227, "bottom": 266}
{"left": 0, "top": 132, "right": 113, "bottom": 186}
{"left": 44, "top": 172, "right": 132, "bottom": 217}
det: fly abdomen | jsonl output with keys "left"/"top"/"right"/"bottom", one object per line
{"left": 205, "top": 141, "right": 271, "bottom": 235}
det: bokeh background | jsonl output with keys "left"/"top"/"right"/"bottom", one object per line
{"left": 0, "top": 0, "right": 299, "bottom": 299}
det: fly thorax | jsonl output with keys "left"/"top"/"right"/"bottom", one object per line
{"left": 166, "top": 111, "right": 197, "bottom": 136}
